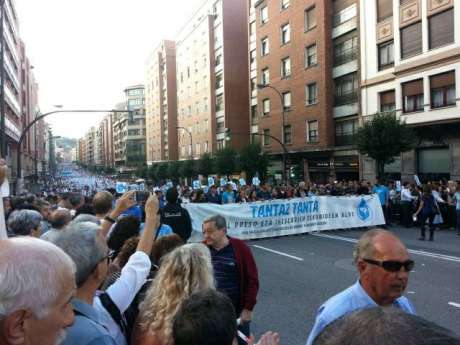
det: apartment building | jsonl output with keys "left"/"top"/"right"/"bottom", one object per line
{"left": 101, "top": 114, "right": 114, "bottom": 167}
{"left": 360, "top": 0, "right": 459, "bottom": 181}
{"left": 84, "top": 127, "right": 96, "bottom": 166}
{"left": 145, "top": 40, "right": 178, "bottom": 164}
{"left": 176, "top": 0, "right": 250, "bottom": 160}
{"left": 113, "top": 86, "right": 146, "bottom": 169}
{"left": 252, "top": 0, "right": 360, "bottom": 183}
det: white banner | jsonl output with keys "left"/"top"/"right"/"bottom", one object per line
{"left": 184, "top": 195, "right": 385, "bottom": 240}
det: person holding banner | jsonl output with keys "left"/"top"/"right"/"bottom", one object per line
{"left": 202, "top": 215, "right": 259, "bottom": 345}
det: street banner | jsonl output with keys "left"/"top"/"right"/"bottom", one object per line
{"left": 208, "top": 177, "right": 215, "bottom": 186}
{"left": 252, "top": 177, "right": 260, "bottom": 186}
{"left": 115, "top": 182, "right": 128, "bottom": 194}
{"left": 193, "top": 180, "right": 201, "bottom": 190}
{"left": 239, "top": 178, "right": 246, "bottom": 186}
{"left": 184, "top": 195, "right": 385, "bottom": 240}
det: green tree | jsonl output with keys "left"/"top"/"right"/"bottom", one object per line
{"left": 179, "top": 159, "right": 196, "bottom": 179}
{"left": 135, "top": 164, "right": 148, "bottom": 178}
{"left": 215, "top": 147, "right": 238, "bottom": 177}
{"left": 148, "top": 164, "right": 158, "bottom": 181}
{"left": 239, "top": 143, "right": 270, "bottom": 181}
{"left": 197, "top": 153, "right": 215, "bottom": 177}
{"left": 156, "top": 162, "right": 169, "bottom": 181}
{"left": 356, "top": 112, "right": 417, "bottom": 177}
{"left": 167, "top": 161, "right": 181, "bottom": 182}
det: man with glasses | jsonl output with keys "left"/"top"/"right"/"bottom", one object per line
{"left": 306, "top": 229, "right": 415, "bottom": 345}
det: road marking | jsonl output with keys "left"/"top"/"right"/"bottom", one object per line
{"left": 252, "top": 245, "right": 304, "bottom": 261}
{"left": 311, "top": 233, "right": 460, "bottom": 263}
{"left": 448, "top": 302, "right": 460, "bottom": 308}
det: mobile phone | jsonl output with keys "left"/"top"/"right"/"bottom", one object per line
{"left": 135, "top": 191, "right": 150, "bottom": 203}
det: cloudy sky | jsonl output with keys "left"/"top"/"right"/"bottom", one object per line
{"left": 15, "top": 0, "right": 204, "bottom": 138}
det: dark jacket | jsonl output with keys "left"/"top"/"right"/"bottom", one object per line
{"left": 160, "top": 203, "right": 192, "bottom": 242}
{"left": 205, "top": 237, "right": 259, "bottom": 313}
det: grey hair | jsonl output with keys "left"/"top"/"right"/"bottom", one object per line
{"left": 203, "top": 214, "right": 227, "bottom": 230}
{"left": 353, "top": 229, "right": 392, "bottom": 264}
{"left": 0, "top": 237, "right": 76, "bottom": 319}
{"left": 313, "top": 307, "right": 460, "bottom": 345}
{"left": 72, "top": 214, "right": 101, "bottom": 225}
{"left": 7, "top": 209, "right": 43, "bottom": 236}
{"left": 48, "top": 221, "right": 106, "bottom": 287}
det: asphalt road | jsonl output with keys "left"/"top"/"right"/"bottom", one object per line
{"left": 248, "top": 227, "right": 460, "bottom": 345}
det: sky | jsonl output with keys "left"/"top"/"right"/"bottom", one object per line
{"left": 15, "top": 0, "right": 205, "bottom": 139}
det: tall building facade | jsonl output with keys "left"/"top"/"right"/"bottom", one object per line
{"left": 252, "top": 0, "right": 360, "bottom": 183}
{"left": 360, "top": 0, "right": 459, "bottom": 181}
{"left": 145, "top": 40, "right": 178, "bottom": 164}
{"left": 175, "top": 0, "right": 250, "bottom": 160}
{"left": 113, "top": 86, "right": 146, "bottom": 170}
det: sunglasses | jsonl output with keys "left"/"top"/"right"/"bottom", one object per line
{"left": 363, "top": 258, "right": 415, "bottom": 272}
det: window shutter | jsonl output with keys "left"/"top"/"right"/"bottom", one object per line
{"left": 401, "top": 22, "right": 422, "bottom": 59}
{"left": 402, "top": 79, "right": 423, "bottom": 97}
{"left": 429, "top": 9, "right": 454, "bottom": 49}
{"left": 430, "top": 71, "right": 455, "bottom": 89}
{"left": 377, "top": 0, "right": 392, "bottom": 22}
{"left": 380, "top": 90, "right": 395, "bottom": 105}
{"left": 333, "top": 0, "right": 355, "bottom": 13}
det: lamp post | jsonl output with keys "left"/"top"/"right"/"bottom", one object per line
{"left": 15, "top": 109, "right": 131, "bottom": 194}
{"left": 257, "top": 83, "right": 288, "bottom": 182}
{"left": 177, "top": 126, "right": 193, "bottom": 160}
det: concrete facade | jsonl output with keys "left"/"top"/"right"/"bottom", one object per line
{"left": 360, "top": 0, "right": 459, "bottom": 182}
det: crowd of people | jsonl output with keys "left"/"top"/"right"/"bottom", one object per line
{"left": 1, "top": 165, "right": 460, "bottom": 345}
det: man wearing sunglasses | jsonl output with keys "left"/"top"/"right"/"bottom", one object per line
{"left": 306, "top": 229, "right": 416, "bottom": 345}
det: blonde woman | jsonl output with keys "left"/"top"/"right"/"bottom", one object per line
{"left": 132, "top": 243, "right": 215, "bottom": 345}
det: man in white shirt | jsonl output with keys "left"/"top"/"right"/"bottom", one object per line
{"left": 400, "top": 182, "right": 416, "bottom": 228}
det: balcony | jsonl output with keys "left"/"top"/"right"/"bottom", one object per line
{"left": 334, "top": 90, "right": 358, "bottom": 106}
{"left": 333, "top": 47, "right": 358, "bottom": 67}
{"left": 332, "top": 5, "right": 357, "bottom": 39}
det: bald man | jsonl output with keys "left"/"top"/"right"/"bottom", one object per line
{"left": 40, "top": 209, "right": 72, "bottom": 242}
{"left": 306, "top": 229, "right": 416, "bottom": 345}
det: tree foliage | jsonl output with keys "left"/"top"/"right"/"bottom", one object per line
{"left": 179, "top": 160, "right": 196, "bottom": 179}
{"left": 356, "top": 112, "right": 417, "bottom": 176}
{"left": 239, "top": 143, "right": 270, "bottom": 180}
{"left": 197, "top": 153, "right": 215, "bottom": 177}
{"left": 215, "top": 147, "right": 238, "bottom": 176}
{"left": 167, "top": 161, "right": 181, "bottom": 181}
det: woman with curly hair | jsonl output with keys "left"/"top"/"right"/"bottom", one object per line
{"left": 132, "top": 243, "right": 215, "bottom": 345}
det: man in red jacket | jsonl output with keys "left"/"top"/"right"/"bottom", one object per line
{"left": 203, "top": 214, "right": 259, "bottom": 345}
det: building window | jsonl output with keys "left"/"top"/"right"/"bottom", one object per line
{"left": 281, "top": 23, "right": 290, "bottom": 45}
{"left": 261, "top": 37, "right": 269, "bottom": 56}
{"left": 379, "top": 90, "right": 396, "bottom": 113}
{"left": 306, "top": 83, "right": 318, "bottom": 105}
{"left": 333, "top": 4, "right": 357, "bottom": 27}
{"left": 333, "top": 32, "right": 358, "bottom": 66}
{"left": 251, "top": 105, "right": 258, "bottom": 125}
{"left": 281, "top": 57, "right": 291, "bottom": 78}
{"left": 430, "top": 71, "right": 456, "bottom": 109}
{"left": 204, "top": 141, "right": 209, "bottom": 152}
{"left": 215, "top": 73, "right": 223, "bottom": 89}
{"left": 281, "top": 0, "right": 290, "bottom": 10}
{"left": 377, "top": 0, "right": 392, "bottom": 22}
{"left": 263, "top": 98, "right": 270, "bottom": 116}
{"left": 262, "top": 68, "right": 270, "bottom": 85}
{"left": 250, "top": 21, "right": 256, "bottom": 36}
{"left": 378, "top": 40, "right": 394, "bottom": 70}
{"left": 263, "top": 129, "right": 270, "bottom": 145}
{"left": 305, "top": 44, "right": 317, "bottom": 67}
{"left": 307, "top": 120, "right": 318, "bottom": 142}
{"left": 402, "top": 79, "right": 424, "bottom": 113}
{"left": 216, "top": 94, "right": 224, "bottom": 112}
{"left": 283, "top": 125, "right": 292, "bottom": 144}
{"left": 429, "top": 9, "right": 454, "bottom": 50}
{"left": 261, "top": 6, "right": 268, "bottom": 24}
{"left": 335, "top": 119, "right": 358, "bottom": 146}
{"left": 283, "top": 91, "right": 292, "bottom": 111}
{"left": 250, "top": 49, "right": 256, "bottom": 64}
{"left": 334, "top": 73, "right": 358, "bottom": 106}
{"left": 305, "top": 7, "right": 316, "bottom": 31}
{"left": 401, "top": 22, "right": 422, "bottom": 59}
{"left": 215, "top": 54, "right": 222, "bottom": 66}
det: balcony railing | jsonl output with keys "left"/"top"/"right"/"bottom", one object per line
{"left": 334, "top": 90, "right": 358, "bottom": 106}
{"left": 333, "top": 47, "right": 358, "bottom": 66}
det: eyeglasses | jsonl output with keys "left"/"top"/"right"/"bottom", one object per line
{"left": 363, "top": 258, "right": 415, "bottom": 272}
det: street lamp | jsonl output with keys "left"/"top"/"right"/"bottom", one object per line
{"left": 257, "top": 83, "right": 288, "bottom": 183}
{"left": 177, "top": 126, "right": 193, "bottom": 160}
{"left": 15, "top": 109, "right": 131, "bottom": 194}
